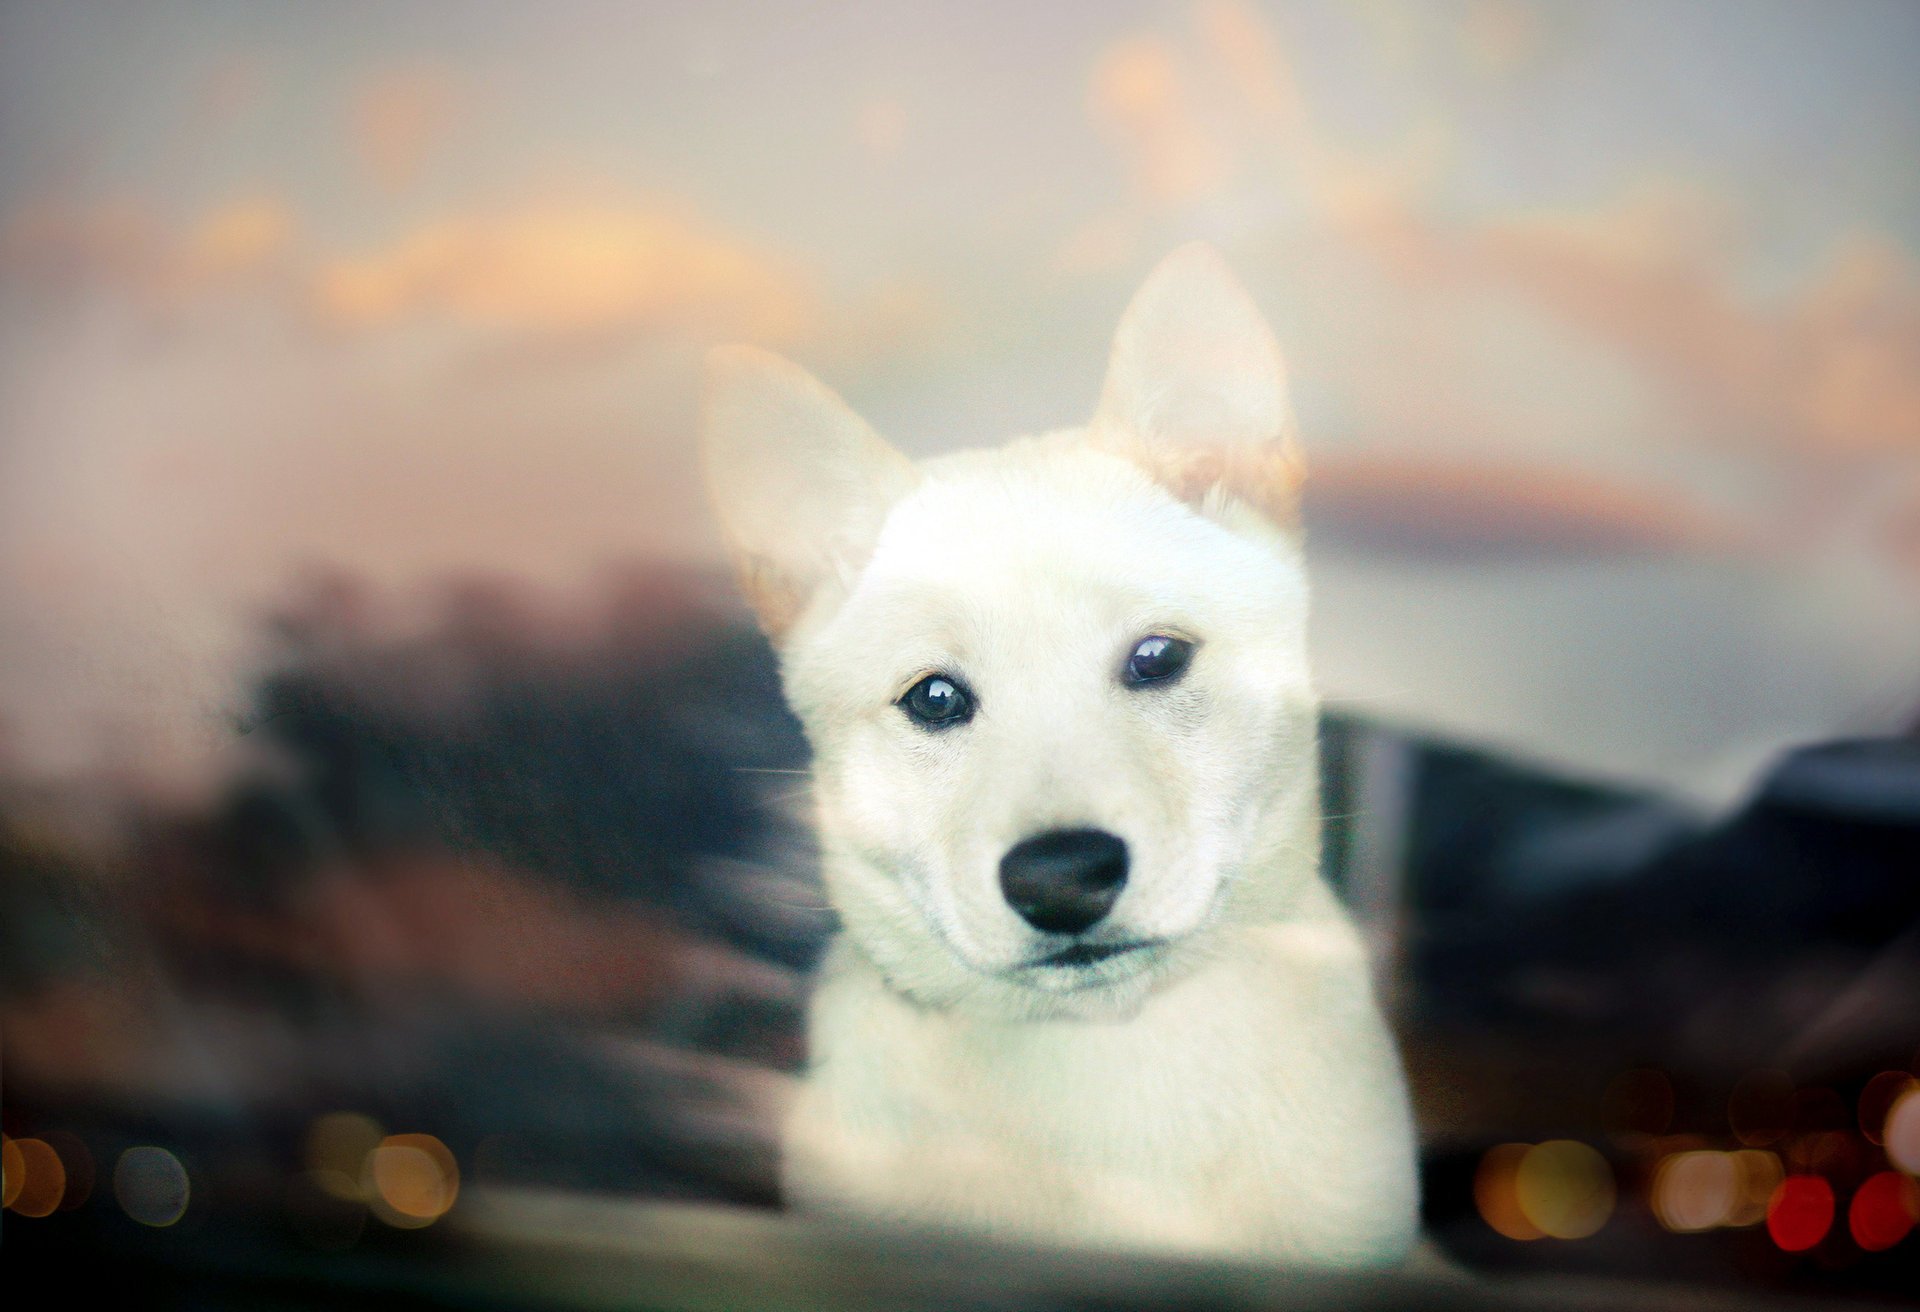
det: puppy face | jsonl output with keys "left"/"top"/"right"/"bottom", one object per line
{"left": 703, "top": 245, "right": 1315, "bottom": 1018}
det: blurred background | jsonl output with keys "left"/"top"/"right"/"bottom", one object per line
{"left": 2, "top": 1, "right": 1918, "bottom": 1307}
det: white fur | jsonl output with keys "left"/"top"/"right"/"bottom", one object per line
{"left": 701, "top": 244, "right": 1419, "bottom": 1265}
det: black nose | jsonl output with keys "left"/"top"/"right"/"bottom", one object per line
{"left": 999, "top": 828, "right": 1129, "bottom": 935}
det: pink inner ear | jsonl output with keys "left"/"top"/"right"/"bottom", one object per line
{"left": 701, "top": 345, "right": 919, "bottom": 642}
{"left": 1096, "top": 425, "right": 1305, "bottom": 528}
{"left": 735, "top": 552, "right": 809, "bottom": 642}
{"left": 1090, "top": 246, "right": 1302, "bottom": 525}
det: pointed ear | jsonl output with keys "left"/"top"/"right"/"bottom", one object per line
{"left": 701, "top": 346, "right": 917, "bottom": 639}
{"left": 1091, "top": 242, "right": 1303, "bottom": 527}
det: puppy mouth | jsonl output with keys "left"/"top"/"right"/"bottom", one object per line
{"left": 1026, "top": 939, "right": 1158, "bottom": 970}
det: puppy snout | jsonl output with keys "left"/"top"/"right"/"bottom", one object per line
{"left": 998, "top": 828, "right": 1129, "bottom": 935}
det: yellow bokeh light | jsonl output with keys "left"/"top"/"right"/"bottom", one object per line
{"left": 306, "top": 1112, "right": 383, "bottom": 1200}
{"left": 1515, "top": 1140, "right": 1615, "bottom": 1240}
{"left": 364, "top": 1133, "right": 458, "bottom": 1228}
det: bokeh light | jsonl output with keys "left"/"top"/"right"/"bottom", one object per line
{"left": 1514, "top": 1141, "right": 1615, "bottom": 1240}
{"left": 364, "top": 1133, "right": 458, "bottom": 1228}
{"left": 306, "top": 1112, "right": 384, "bottom": 1200}
{"left": 1885, "top": 1085, "right": 1920, "bottom": 1174}
{"left": 1858, "top": 1071, "right": 1917, "bottom": 1146}
{"left": 1, "top": 1136, "right": 21, "bottom": 1209}
{"left": 1651, "top": 1151, "right": 1736, "bottom": 1233}
{"left": 1729, "top": 1070, "right": 1795, "bottom": 1146}
{"left": 1766, "top": 1176, "right": 1834, "bottom": 1253}
{"left": 1848, "top": 1171, "right": 1920, "bottom": 1252}
{"left": 115, "top": 1146, "right": 191, "bottom": 1228}
{"left": 7, "top": 1138, "right": 66, "bottom": 1217}
{"left": 1474, "top": 1143, "right": 1545, "bottom": 1241}
{"left": 1726, "top": 1150, "right": 1785, "bottom": 1229}
{"left": 1650, "top": 1148, "right": 1783, "bottom": 1233}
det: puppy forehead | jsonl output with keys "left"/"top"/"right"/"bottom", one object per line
{"left": 863, "top": 443, "right": 1276, "bottom": 612}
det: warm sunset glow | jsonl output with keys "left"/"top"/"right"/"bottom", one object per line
{"left": 311, "top": 205, "right": 812, "bottom": 340}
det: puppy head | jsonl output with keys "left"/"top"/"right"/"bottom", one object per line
{"left": 702, "top": 245, "right": 1317, "bottom": 1018}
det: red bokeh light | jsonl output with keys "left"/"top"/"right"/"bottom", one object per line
{"left": 1848, "top": 1171, "right": 1920, "bottom": 1252}
{"left": 1766, "top": 1176, "right": 1835, "bottom": 1252}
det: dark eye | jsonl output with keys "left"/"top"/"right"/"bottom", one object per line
{"left": 1124, "top": 635, "right": 1193, "bottom": 685}
{"left": 900, "top": 673, "right": 973, "bottom": 727}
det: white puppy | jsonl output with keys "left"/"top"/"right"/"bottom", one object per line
{"left": 700, "top": 244, "right": 1419, "bottom": 1265}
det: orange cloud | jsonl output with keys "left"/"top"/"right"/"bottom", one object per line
{"left": 1, "top": 195, "right": 295, "bottom": 303}
{"left": 189, "top": 197, "right": 296, "bottom": 274}
{"left": 1076, "top": 1, "right": 1442, "bottom": 255}
{"left": 351, "top": 65, "right": 461, "bottom": 191}
{"left": 311, "top": 203, "right": 815, "bottom": 342}
{"left": 1443, "top": 205, "right": 1920, "bottom": 461}
{"left": 1, "top": 200, "right": 160, "bottom": 290}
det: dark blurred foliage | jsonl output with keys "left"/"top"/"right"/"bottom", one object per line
{"left": 1401, "top": 730, "right": 1920, "bottom": 1070}
{"left": 3, "top": 567, "right": 823, "bottom": 1214}
{"left": 231, "top": 570, "right": 813, "bottom": 960}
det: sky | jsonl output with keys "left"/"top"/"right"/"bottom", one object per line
{"left": 2, "top": 0, "right": 1918, "bottom": 804}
